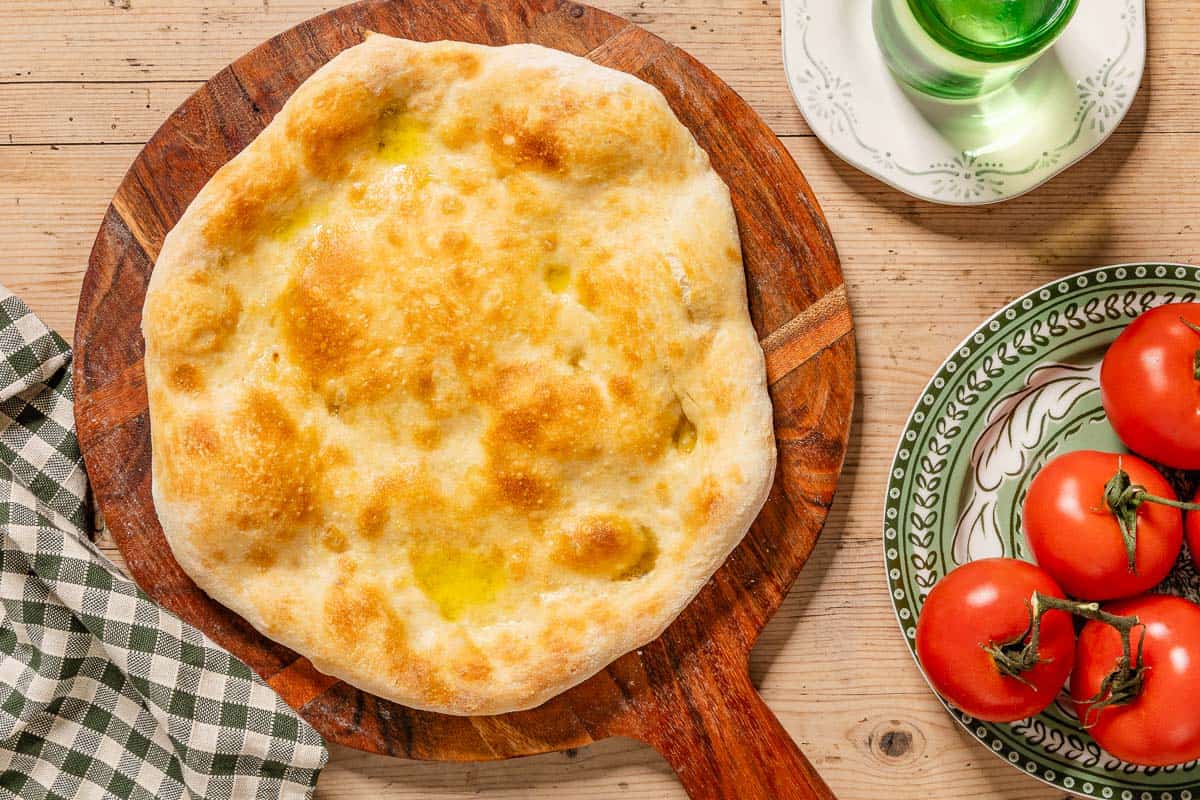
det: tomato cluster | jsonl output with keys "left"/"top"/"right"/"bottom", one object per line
{"left": 915, "top": 303, "right": 1200, "bottom": 767}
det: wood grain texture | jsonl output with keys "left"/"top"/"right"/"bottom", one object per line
{"left": 69, "top": 2, "right": 853, "bottom": 799}
{"left": 2, "top": 0, "right": 1194, "bottom": 797}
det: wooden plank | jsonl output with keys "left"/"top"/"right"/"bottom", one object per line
{"left": 2, "top": 1, "right": 1199, "bottom": 142}
{"left": 0, "top": 1, "right": 785, "bottom": 78}
{"left": 0, "top": 1, "right": 808, "bottom": 134}
{"left": 0, "top": 83, "right": 196, "bottom": 146}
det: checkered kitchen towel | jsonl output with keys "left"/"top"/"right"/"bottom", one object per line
{"left": 0, "top": 290, "right": 327, "bottom": 799}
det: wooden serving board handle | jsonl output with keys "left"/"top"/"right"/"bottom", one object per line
{"left": 615, "top": 658, "right": 837, "bottom": 800}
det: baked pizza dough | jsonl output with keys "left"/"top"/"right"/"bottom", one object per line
{"left": 143, "top": 35, "right": 775, "bottom": 715}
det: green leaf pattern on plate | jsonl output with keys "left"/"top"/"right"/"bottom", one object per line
{"left": 952, "top": 362, "right": 1099, "bottom": 564}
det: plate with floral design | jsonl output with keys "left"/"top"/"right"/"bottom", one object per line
{"left": 782, "top": 0, "right": 1146, "bottom": 205}
{"left": 886, "top": 264, "right": 1200, "bottom": 797}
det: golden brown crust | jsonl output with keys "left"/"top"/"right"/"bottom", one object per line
{"left": 143, "top": 36, "right": 775, "bottom": 715}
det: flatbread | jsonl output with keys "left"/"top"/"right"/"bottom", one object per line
{"left": 142, "top": 35, "right": 775, "bottom": 715}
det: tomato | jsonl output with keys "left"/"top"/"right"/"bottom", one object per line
{"left": 1188, "top": 487, "right": 1200, "bottom": 571}
{"left": 1073, "top": 594, "right": 1200, "bottom": 766}
{"left": 1023, "top": 451, "right": 1182, "bottom": 600}
{"left": 915, "top": 558, "right": 1074, "bottom": 723}
{"left": 1101, "top": 303, "right": 1200, "bottom": 469}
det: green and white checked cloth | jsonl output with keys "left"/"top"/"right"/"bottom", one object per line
{"left": 0, "top": 290, "right": 328, "bottom": 799}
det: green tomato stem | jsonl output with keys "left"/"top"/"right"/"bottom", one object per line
{"left": 1179, "top": 316, "right": 1200, "bottom": 380}
{"left": 1046, "top": 595, "right": 1146, "bottom": 728}
{"left": 983, "top": 593, "right": 1144, "bottom": 724}
{"left": 1102, "top": 463, "right": 1200, "bottom": 573}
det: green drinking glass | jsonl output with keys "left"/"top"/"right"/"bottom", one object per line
{"left": 873, "top": 0, "right": 1080, "bottom": 100}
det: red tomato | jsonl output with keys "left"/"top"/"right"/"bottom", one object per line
{"left": 916, "top": 558, "right": 1074, "bottom": 723}
{"left": 1101, "top": 303, "right": 1200, "bottom": 469}
{"left": 1023, "top": 451, "right": 1182, "bottom": 600}
{"left": 1187, "top": 486, "right": 1200, "bottom": 571}
{"left": 1073, "top": 594, "right": 1200, "bottom": 766}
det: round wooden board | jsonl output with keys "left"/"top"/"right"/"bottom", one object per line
{"left": 73, "top": 2, "right": 854, "bottom": 798}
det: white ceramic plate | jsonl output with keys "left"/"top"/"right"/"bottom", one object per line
{"left": 782, "top": 0, "right": 1146, "bottom": 205}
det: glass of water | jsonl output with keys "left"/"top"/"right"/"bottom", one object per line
{"left": 873, "top": 0, "right": 1080, "bottom": 100}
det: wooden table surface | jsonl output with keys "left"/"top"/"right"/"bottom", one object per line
{"left": 0, "top": 1, "right": 1193, "bottom": 798}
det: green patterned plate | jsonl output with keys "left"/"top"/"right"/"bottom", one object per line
{"left": 886, "top": 263, "right": 1200, "bottom": 798}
